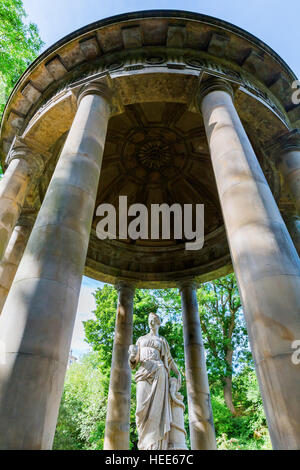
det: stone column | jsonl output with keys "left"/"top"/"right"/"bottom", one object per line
{"left": 271, "top": 129, "right": 300, "bottom": 215}
{"left": 179, "top": 280, "right": 216, "bottom": 450}
{"left": 198, "top": 78, "right": 300, "bottom": 450}
{"left": 0, "top": 139, "right": 44, "bottom": 259}
{"left": 0, "top": 81, "right": 112, "bottom": 450}
{"left": 281, "top": 211, "right": 300, "bottom": 256}
{"left": 0, "top": 213, "right": 35, "bottom": 314}
{"left": 104, "top": 281, "right": 135, "bottom": 450}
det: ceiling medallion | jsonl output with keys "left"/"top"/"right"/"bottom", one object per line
{"left": 138, "top": 140, "right": 172, "bottom": 169}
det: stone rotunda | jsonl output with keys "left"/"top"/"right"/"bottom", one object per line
{"left": 0, "top": 10, "right": 300, "bottom": 450}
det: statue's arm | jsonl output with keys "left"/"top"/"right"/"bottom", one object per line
{"left": 128, "top": 341, "right": 140, "bottom": 369}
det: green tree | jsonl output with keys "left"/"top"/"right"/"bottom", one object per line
{"left": 54, "top": 278, "right": 270, "bottom": 450}
{"left": 212, "top": 367, "right": 271, "bottom": 450}
{"left": 83, "top": 286, "right": 160, "bottom": 369}
{"left": 151, "top": 279, "right": 250, "bottom": 415}
{"left": 197, "top": 274, "right": 251, "bottom": 415}
{"left": 84, "top": 285, "right": 187, "bottom": 449}
{"left": 0, "top": 0, "right": 43, "bottom": 118}
{"left": 53, "top": 352, "right": 107, "bottom": 450}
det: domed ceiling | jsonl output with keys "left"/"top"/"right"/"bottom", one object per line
{"left": 1, "top": 10, "right": 298, "bottom": 286}
{"left": 85, "top": 101, "right": 234, "bottom": 286}
{"left": 95, "top": 101, "right": 221, "bottom": 243}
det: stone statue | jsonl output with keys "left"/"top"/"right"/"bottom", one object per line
{"left": 129, "top": 312, "right": 187, "bottom": 450}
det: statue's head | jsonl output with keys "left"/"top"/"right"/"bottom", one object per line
{"left": 148, "top": 312, "right": 161, "bottom": 329}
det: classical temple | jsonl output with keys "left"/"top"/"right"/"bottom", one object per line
{"left": 0, "top": 10, "right": 300, "bottom": 450}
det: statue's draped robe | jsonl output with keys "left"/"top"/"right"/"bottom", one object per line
{"left": 130, "top": 334, "right": 173, "bottom": 450}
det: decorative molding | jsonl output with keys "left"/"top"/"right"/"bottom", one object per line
{"left": 177, "top": 279, "right": 199, "bottom": 291}
{"left": 115, "top": 279, "right": 136, "bottom": 293}
{"left": 265, "top": 129, "right": 300, "bottom": 165}
{"left": 122, "top": 26, "right": 143, "bottom": 49}
{"left": 241, "top": 77, "right": 288, "bottom": 125}
{"left": 277, "top": 129, "right": 300, "bottom": 152}
{"left": 79, "top": 36, "right": 101, "bottom": 60}
{"left": 6, "top": 136, "right": 45, "bottom": 176}
{"left": 45, "top": 55, "right": 68, "bottom": 80}
{"left": 15, "top": 51, "right": 290, "bottom": 143}
{"left": 207, "top": 32, "right": 230, "bottom": 57}
{"left": 197, "top": 77, "right": 234, "bottom": 107}
{"left": 21, "top": 81, "right": 42, "bottom": 104}
{"left": 77, "top": 81, "right": 113, "bottom": 107}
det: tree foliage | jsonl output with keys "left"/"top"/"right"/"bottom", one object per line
{"left": 53, "top": 353, "right": 108, "bottom": 450}
{"left": 54, "top": 276, "right": 271, "bottom": 450}
{"left": 197, "top": 275, "right": 252, "bottom": 414}
{"left": 0, "top": 0, "right": 43, "bottom": 117}
{"left": 83, "top": 285, "right": 187, "bottom": 449}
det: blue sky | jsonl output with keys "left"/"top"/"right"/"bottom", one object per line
{"left": 20, "top": 0, "right": 300, "bottom": 356}
{"left": 23, "top": 0, "right": 300, "bottom": 77}
{"left": 70, "top": 276, "right": 100, "bottom": 357}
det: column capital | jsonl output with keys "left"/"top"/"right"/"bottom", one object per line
{"left": 115, "top": 279, "right": 136, "bottom": 295}
{"left": 197, "top": 77, "right": 234, "bottom": 109}
{"left": 77, "top": 81, "right": 113, "bottom": 107}
{"left": 277, "top": 129, "right": 300, "bottom": 152}
{"left": 280, "top": 209, "right": 300, "bottom": 226}
{"left": 177, "top": 278, "right": 199, "bottom": 292}
{"left": 6, "top": 136, "right": 44, "bottom": 176}
{"left": 265, "top": 129, "right": 300, "bottom": 168}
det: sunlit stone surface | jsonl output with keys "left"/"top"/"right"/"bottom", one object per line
{"left": 0, "top": 10, "right": 300, "bottom": 450}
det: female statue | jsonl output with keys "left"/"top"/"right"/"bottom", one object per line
{"left": 128, "top": 312, "right": 182, "bottom": 450}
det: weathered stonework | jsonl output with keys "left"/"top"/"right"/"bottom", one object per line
{"left": 0, "top": 10, "right": 300, "bottom": 451}
{"left": 0, "top": 11, "right": 293, "bottom": 287}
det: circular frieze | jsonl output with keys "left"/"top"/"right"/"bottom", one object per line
{"left": 138, "top": 141, "right": 171, "bottom": 169}
{"left": 121, "top": 127, "right": 188, "bottom": 182}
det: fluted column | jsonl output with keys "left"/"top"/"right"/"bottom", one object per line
{"left": 0, "top": 139, "right": 44, "bottom": 259}
{"left": 0, "top": 212, "right": 35, "bottom": 313}
{"left": 198, "top": 78, "right": 300, "bottom": 450}
{"left": 104, "top": 281, "right": 135, "bottom": 450}
{"left": 270, "top": 129, "right": 300, "bottom": 214}
{"left": 179, "top": 280, "right": 216, "bottom": 450}
{"left": 0, "top": 81, "right": 112, "bottom": 449}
